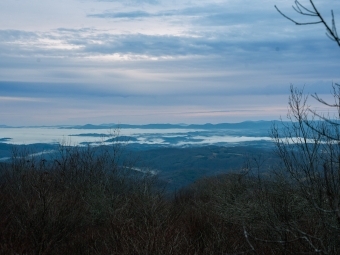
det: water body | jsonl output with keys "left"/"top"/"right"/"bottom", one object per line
{"left": 0, "top": 125, "right": 277, "bottom": 190}
{"left": 0, "top": 127, "right": 271, "bottom": 147}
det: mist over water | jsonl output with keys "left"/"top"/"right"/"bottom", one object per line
{"left": 0, "top": 126, "right": 272, "bottom": 147}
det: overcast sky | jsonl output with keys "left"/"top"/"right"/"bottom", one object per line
{"left": 0, "top": 0, "right": 339, "bottom": 125}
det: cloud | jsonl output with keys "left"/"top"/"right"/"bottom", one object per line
{"left": 2, "top": 26, "right": 337, "bottom": 61}
{"left": 88, "top": 11, "right": 153, "bottom": 19}
{"left": 1, "top": 0, "right": 340, "bottom": 125}
{"left": 87, "top": 4, "right": 219, "bottom": 19}
{"left": 0, "top": 30, "right": 37, "bottom": 42}
{"left": 0, "top": 96, "right": 44, "bottom": 103}
{"left": 0, "top": 26, "right": 338, "bottom": 88}
{"left": 95, "top": 0, "right": 160, "bottom": 4}
{"left": 0, "top": 81, "right": 130, "bottom": 98}
{"left": 87, "top": 4, "right": 236, "bottom": 21}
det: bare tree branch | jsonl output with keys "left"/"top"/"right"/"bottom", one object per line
{"left": 275, "top": 0, "right": 340, "bottom": 47}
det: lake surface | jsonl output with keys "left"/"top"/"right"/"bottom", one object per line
{"left": 0, "top": 126, "right": 272, "bottom": 147}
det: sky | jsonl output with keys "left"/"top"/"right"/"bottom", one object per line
{"left": 0, "top": 0, "right": 339, "bottom": 126}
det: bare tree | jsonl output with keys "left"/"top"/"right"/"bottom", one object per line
{"left": 273, "top": 1, "right": 340, "bottom": 230}
{"left": 271, "top": 84, "right": 340, "bottom": 253}
{"left": 275, "top": 0, "right": 340, "bottom": 47}
{"left": 264, "top": 1, "right": 340, "bottom": 253}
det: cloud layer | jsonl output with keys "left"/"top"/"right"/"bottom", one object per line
{"left": 0, "top": 0, "right": 339, "bottom": 125}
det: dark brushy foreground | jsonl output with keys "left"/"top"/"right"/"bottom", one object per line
{"left": 0, "top": 142, "right": 339, "bottom": 255}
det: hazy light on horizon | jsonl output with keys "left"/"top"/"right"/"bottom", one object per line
{"left": 0, "top": 0, "right": 339, "bottom": 125}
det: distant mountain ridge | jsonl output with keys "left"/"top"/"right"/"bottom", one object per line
{"left": 0, "top": 120, "right": 290, "bottom": 130}
{"left": 58, "top": 120, "right": 284, "bottom": 130}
